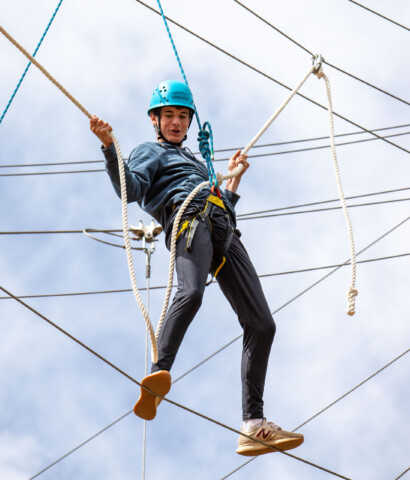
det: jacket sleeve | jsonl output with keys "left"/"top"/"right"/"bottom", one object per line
{"left": 223, "top": 189, "right": 240, "bottom": 208}
{"left": 102, "top": 143, "right": 159, "bottom": 203}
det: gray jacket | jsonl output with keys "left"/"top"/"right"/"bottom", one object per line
{"left": 103, "top": 141, "right": 240, "bottom": 234}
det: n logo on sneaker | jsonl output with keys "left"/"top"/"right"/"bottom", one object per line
{"left": 256, "top": 428, "right": 271, "bottom": 440}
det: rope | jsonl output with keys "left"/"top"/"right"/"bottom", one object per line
{"left": 0, "top": 25, "right": 356, "bottom": 357}
{"left": 0, "top": 24, "right": 159, "bottom": 361}
{"left": 112, "top": 132, "right": 159, "bottom": 363}
{"left": 313, "top": 63, "right": 358, "bottom": 314}
{"left": 233, "top": 0, "right": 410, "bottom": 106}
{"left": 2, "top": 284, "right": 352, "bottom": 480}
{"left": 0, "top": 0, "right": 64, "bottom": 124}
{"left": 155, "top": 61, "right": 317, "bottom": 338}
{"left": 10, "top": 217, "right": 410, "bottom": 478}
{"left": 154, "top": 0, "right": 217, "bottom": 185}
{"left": 133, "top": 0, "right": 410, "bottom": 155}
{"left": 0, "top": 26, "right": 92, "bottom": 119}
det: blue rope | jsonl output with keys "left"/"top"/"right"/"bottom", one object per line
{"left": 155, "top": 0, "right": 217, "bottom": 185}
{"left": 0, "top": 0, "right": 64, "bottom": 125}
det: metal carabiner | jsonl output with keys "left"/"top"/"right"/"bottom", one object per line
{"left": 312, "top": 53, "right": 324, "bottom": 75}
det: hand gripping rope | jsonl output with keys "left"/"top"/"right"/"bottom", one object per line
{"left": 0, "top": 25, "right": 357, "bottom": 366}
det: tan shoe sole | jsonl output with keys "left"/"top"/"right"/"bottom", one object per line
{"left": 133, "top": 371, "right": 171, "bottom": 421}
{"left": 236, "top": 434, "right": 304, "bottom": 456}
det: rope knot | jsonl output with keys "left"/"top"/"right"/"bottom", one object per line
{"left": 197, "top": 128, "right": 211, "bottom": 159}
{"left": 346, "top": 287, "right": 358, "bottom": 316}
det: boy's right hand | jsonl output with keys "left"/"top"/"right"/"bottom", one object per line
{"left": 90, "top": 115, "right": 113, "bottom": 149}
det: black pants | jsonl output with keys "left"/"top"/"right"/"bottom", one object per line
{"left": 152, "top": 204, "right": 276, "bottom": 419}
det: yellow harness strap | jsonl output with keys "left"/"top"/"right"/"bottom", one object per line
{"left": 175, "top": 194, "right": 226, "bottom": 240}
{"left": 214, "top": 256, "right": 226, "bottom": 278}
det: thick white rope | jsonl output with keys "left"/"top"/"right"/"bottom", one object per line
{"left": 110, "top": 132, "right": 159, "bottom": 362}
{"left": 313, "top": 69, "right": 358, "bottom": 315}
{"left": 154, "top": 64, "right": 317, "bottom": 342}
{"left": 113, "top": 59, "right": 358, "bottom": 364}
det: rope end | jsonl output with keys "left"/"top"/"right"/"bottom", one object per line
{"left": 346, "top": 287, "right": 358, "bottom": 316}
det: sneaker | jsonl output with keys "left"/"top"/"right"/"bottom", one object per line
{"left": 236, "top": 419, "right": 304, "bottom": 456}
{"left": 133, "top": 370, "right": 171, "bottom": 421}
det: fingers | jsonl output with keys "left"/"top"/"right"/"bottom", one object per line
{"left": 90, "top": 115, "right": 112, "bottom": 134}
{"left": 90, "top": 115, "right": 113, "bottom": 148}
{"left": 235, "top": 151, "right": 249, "bottom": 170}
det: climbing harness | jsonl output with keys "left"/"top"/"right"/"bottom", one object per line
{"left": 0, "top": 24, "right": 358, "bottom": 367}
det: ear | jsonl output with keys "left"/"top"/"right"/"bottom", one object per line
{"left": 149, "top": 111, "right": 158, "bottom": 127}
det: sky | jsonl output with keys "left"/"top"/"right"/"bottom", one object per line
{"left": 0, "top": 0, "right": 409, "bottom": 479}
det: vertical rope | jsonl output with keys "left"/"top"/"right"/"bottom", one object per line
{"left": 314, "top": 67, "right": 358, "bottom": 315}
{"left": 111, "top": 132, "right": 159, "bottom": 362}
{"left": 142, "top": 275, "right": 150, "bottom": 479}
{"left": 0, "top": 0, "right": 64, "bottom": 124}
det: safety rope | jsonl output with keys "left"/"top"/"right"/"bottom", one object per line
{"left": 0, "top": 0, "right": 64, "bottom": 124}
{"left": 0, "top": 23, "right": 358, "bottom": 367}
{"left": 154, "top": 0, "right": 217, "bottom": 185}
{"left": 155, "top": 60, "right": 318, "bottom": 338}
{"left": 0, "top": 24, "right": 159, "bottom": 362}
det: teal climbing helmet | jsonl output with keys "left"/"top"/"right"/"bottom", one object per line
{"left": 148, "top": 80, "right": 195, "bottom": 115}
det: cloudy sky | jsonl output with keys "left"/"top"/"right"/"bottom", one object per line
{"left": 1, "top": 0, "right": 409, "bottom": 479}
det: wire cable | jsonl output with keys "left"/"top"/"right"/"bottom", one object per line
{"left": 24, "top": 302, "right": 410, "bottom": 479}
{"left": 347, "top": 0, "right": 410, "bottom": 32}
{"left": 394, "top": 467, "right": 410, "bottom": 480}
{"left": 237, "top": 187, "right": 410, "bottom": 217}
{"left": 1, "top": 123, "right": 408, "bottom": 171}
{"left": 0, "top": 252, "right": 408, "bottom": 301}
{"left": 238, "top": 197, "right": 410, "bottom": 221}
{"left": 221, "top": 346, "right": 410, "bottom": 479}
{"left": 233, "top": 0, "right": 410, "bottom": 105}
{"left": 273, "top": 215, "right": 409, "bottom": 315}
{"left": 0, "top": 187, "right": 408, "bottom": 237}
{"left": 131, "top": 0, "right": 409, "bottom": 155}
{"left": 0, "top": 0, "right": 64, "bottom": 124}
{"left": 0, "top": 130, "right": 408, "bottom": 177}
{"left": 2, "top": 285, "right": 351, "bottom": 480}
{"left": 9, "top": 216, "right": 409, "bottom": 479}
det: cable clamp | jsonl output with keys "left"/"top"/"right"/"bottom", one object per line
{"left": 312, "top": 53, "right": 324, "bottom": 78}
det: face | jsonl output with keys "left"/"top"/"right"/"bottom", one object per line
{"left": 150, "top": 106, "right": 191, "bottom": 144}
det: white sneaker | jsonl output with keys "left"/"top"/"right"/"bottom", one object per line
{"left": 236, "top": 419, "right": 304, "bottom": 456}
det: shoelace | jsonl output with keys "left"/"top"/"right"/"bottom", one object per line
{"left": 262, "top": 419, "right": 282, "bottom": 431}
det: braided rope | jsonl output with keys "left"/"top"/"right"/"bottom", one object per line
{"left": 223, "top": 64, "right": 315, "bottom": 182}
{"left": 0, "top": 26, "right": 92, "bottom": 119}
{"left": 156, "top": 64, "right": 318, "bottom": 337}
{"left": 314, "top": 68, "right": 358, "bottom": 315}
{"left": 0, "top": 0, "right": 64, "bottom": 124}
{"left": 111, "top": 133, "right": 159, "bottom": 362}
{"left": 1, "top": 21, "right": 357, "bottom": 362}
{"left": 0, "top": 25, "right": 160, "bottom": 360}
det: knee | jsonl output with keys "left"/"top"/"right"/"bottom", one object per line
{"left": 254, "top": 314, "right": 276, "bottom": 343}
{"left": 181, "top": 286, "right": 204, "bottom": 312}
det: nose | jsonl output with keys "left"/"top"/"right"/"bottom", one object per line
{"left": 171, "top": 116, "right": 180, "bottom": 127}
